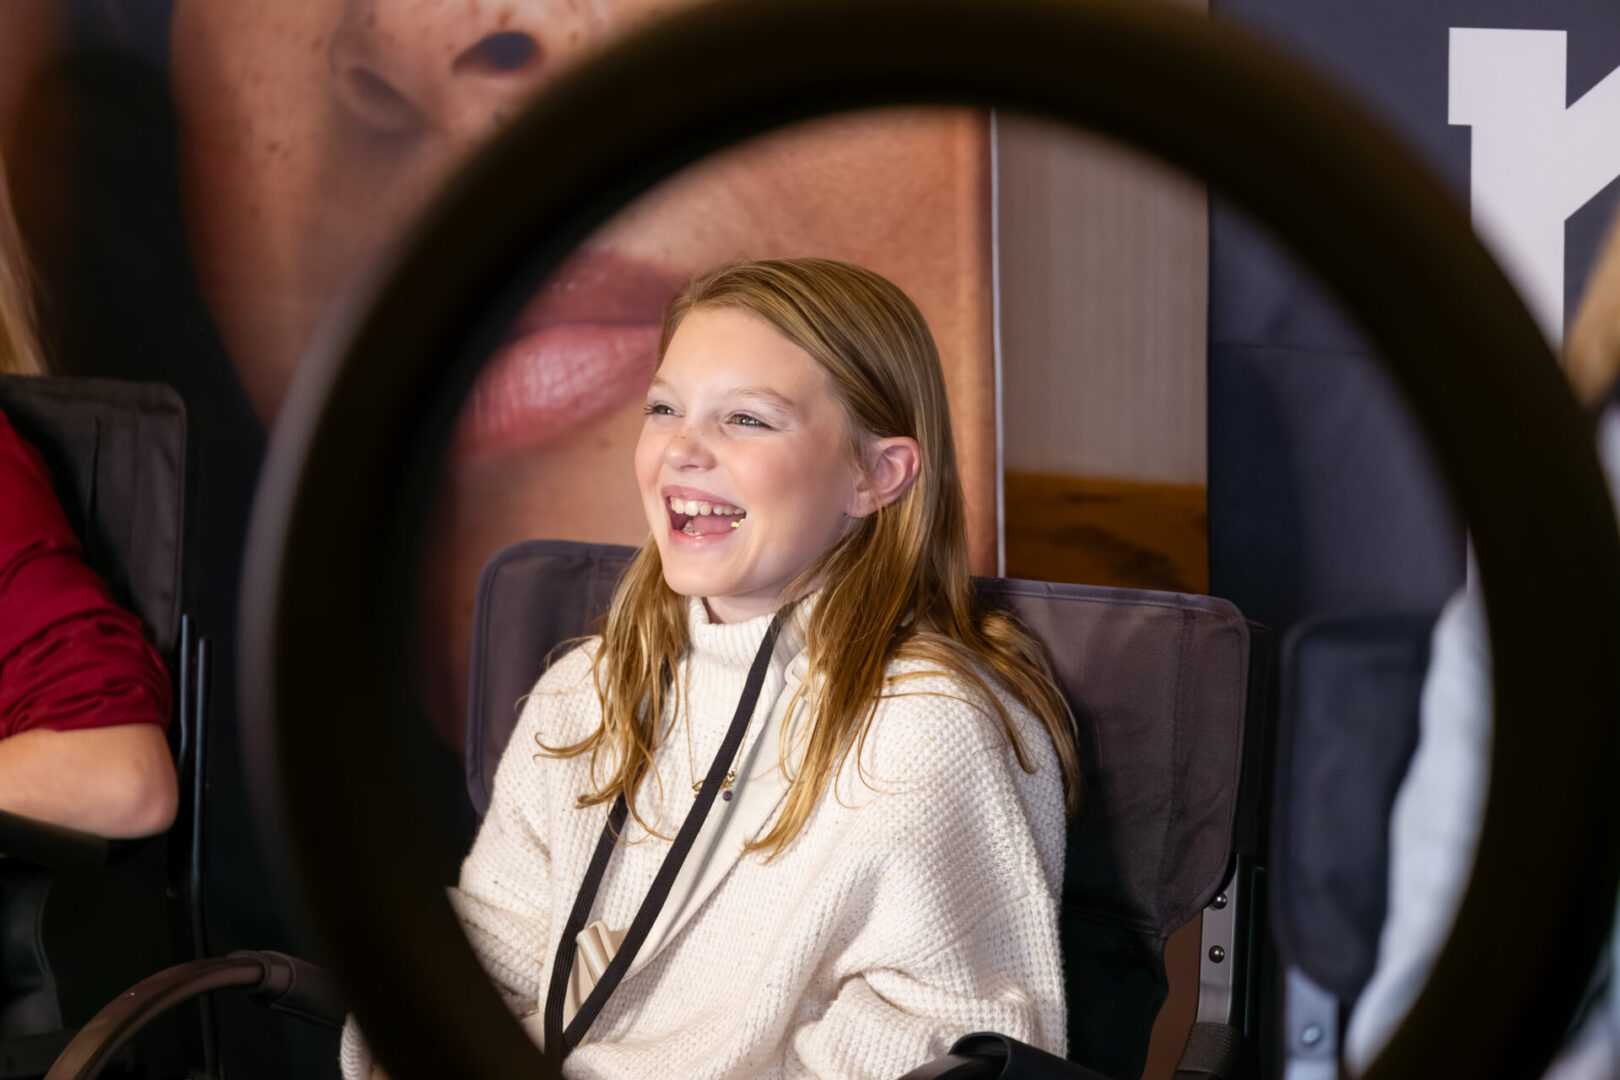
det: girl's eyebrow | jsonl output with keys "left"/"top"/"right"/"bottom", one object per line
{"left": 730, "top": 386, "right": 797, "bottom": 412}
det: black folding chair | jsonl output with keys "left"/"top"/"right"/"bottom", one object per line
{"left": 49, "top": 538, "right": 1274, "bottom": 1080}
{"left": 0, "top": 376, "right": 206, "bottom": 1079}
{"left": 1268, "top": 612, "right": 1436, "bottom": 1080}
{"left": 468, "top": 542, "right": 1276, "bottom": 1080}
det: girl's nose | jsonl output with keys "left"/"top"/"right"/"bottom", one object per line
{"left": 329, "top": 0, "right": 604, "bottom": 142}
{"left": 664, "top": 423, "right": 716, "bottom": 470}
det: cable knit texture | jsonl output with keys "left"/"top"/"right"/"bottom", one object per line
{"left": 342, "top": 596, "right": 1067, "bottom": 1079}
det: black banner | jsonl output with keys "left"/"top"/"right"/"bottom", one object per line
{"left": 1208, "top": 1, "right": 1620, "bottom": 631}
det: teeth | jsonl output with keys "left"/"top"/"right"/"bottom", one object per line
{"left": 680, "top": 517, "right": 743, "bottom": 534}
{"left": 668, "top": 496, "right": 745, "bottom": 516}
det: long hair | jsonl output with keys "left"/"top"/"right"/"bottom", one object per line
{"left": 1569, "top": 210, "right": 1620, "bottom": 408}
{"left": 550, "top": 257, "right": 1081, "bottom": 855}
{"left": 0, "top": 154, "right": 46, "bottom": 376}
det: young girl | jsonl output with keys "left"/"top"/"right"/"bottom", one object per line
{"left": 344, "top": 257, "right": 1081, "bottom": 1079}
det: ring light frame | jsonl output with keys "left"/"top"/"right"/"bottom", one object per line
{"left": 240, "top": 1, "right": 1620, "bottom": 1077}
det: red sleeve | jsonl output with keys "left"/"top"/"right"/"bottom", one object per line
{"left": 0, "top": 409, "right": 172, "bottom": 738}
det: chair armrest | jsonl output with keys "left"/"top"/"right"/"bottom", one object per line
{"left": 47, "top": 956, "right": 266, "bottom": 1080}
{"left": 0, "top": 807, "right": 108, "bottom": 870}
{"left": 238, "top": 950, "right": 347, "bottom": 1029}
{"left": 898, "top": 1051, "right": 1007, "bottom": 1079}
{"left": 45, "top": 952, "right": 347, "bottom": 1080}
{"left": 895, "top": 1033, "right": 1117, "bottom": 1080}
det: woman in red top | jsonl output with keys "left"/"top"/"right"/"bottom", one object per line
{"left": 0, "top": 152, "right": 176, "bottom": 839}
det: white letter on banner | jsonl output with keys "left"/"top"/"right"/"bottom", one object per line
{"left": 1450, "top": 27, "right": 1620, "bottom": 344}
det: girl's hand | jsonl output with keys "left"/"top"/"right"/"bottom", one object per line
{"left": 369, "top": 1069, "right": 389, "bottom": 1080}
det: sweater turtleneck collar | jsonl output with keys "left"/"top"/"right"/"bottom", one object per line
{"left": 683, "top": 593, "right": 814, "bottom": 672}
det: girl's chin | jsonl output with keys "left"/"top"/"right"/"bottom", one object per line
{"left": 659, "top": 566, "right": 751, "bottom": 608}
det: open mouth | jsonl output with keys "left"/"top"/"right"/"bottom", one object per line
{"left": 667, "top": 495, "right": 747, "bottom": 537}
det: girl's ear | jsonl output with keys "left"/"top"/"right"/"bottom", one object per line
{"left": 849, "top": 436, "right": 921, "bottom": 518}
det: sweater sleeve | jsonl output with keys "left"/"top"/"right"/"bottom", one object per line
{"left": 446, "top": 671, "right": 561, "bottom": 1014}
{"left": 0, "top": 409, "right": 171, "bottom": 737}
{"left": 785, "top": 675, "right": 1068, "bottom": 1079}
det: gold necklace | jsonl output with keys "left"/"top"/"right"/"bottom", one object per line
{"left": 683, "top": 674, "right": 747, "bottom": 801}
{"left": 680, "top": 598, "right": 801, "bottom": 801}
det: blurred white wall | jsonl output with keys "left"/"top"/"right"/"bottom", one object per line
{"left": 993, "top": 0, "right": 1210, "bottom": 486}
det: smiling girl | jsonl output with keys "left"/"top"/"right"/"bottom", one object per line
{"left": 344, "top": 257, "right": 1080, "bottom": 1080}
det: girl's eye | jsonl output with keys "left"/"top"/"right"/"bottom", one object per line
{"left": 642, "top": 403, "right": 769, "bottom": 427}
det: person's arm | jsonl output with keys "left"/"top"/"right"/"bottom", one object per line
{"left": 785, "top": 683, "right": 1068, "bottom": 1079}
{"left": 0, "top": 723, "right": 177, "bottom": 837}
{"left": 1348, "top": 407, "right": 1620, "bottom": 1076}
{"left": 786, "top": 889, "right": 1063, "bottom": 1080}
{"left": 0, "top": 608, "right": 177, "bottom": 837}
{"left": 1341, "top": 582, "right": 1490, "bottom": 1071}
{"left": 0, "top": 410, "right": 176, "bottom": 839}
{"left": 445, "top": 657, "right": 570, "bottom": 1011}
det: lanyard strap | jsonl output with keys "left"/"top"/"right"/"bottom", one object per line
{"left": 543, "top": 606, "right": 788, "bottom": 1057}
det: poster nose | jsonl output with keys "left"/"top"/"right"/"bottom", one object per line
{"left": 329, "top": 0, "right": 595, "bottom": 140}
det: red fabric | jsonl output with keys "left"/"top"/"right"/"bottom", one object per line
{"left": 0, "top": 408, "right": 171, "bottom": 737}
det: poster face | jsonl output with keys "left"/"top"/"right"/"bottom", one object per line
{"left": 0, "top": 12, "right": 994, "bottom": 1072}
{"left": 2, "top": 0, "right": 994, "bottom": 748}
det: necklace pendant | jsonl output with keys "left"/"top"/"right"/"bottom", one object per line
{"left": 692, "top": 770, "right": 738, "bottom": 798}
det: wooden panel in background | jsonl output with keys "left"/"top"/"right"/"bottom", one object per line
{"left": 1003, "top": 471, "right": 1208, "bottom": 594}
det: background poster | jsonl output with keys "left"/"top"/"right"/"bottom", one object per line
{"left": 0, "top": 3, "right": 993, "bottom": 1075}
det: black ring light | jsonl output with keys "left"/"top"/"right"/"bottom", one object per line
{"left": 239, "top": 0, "right": 1620, "bottom": 1077}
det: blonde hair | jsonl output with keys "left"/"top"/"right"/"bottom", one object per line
{"left": 548, "top": 257, "right": 1081, "bottom": 855}
{"left": 0, "top": 154, "right": 45, "bottom": 377}
{"left": 1569, "top": 212, "right": 1620, "bottom": 407}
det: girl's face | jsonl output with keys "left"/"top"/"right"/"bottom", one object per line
{"left": 636, "top": 307, "right": 864, "bottom": 624}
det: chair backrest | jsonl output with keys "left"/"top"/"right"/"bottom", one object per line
{"left": 1271, "top": 612, "right": 1433, "bottom": 1004}
{"left": 1270, "top": 611, "right": 1434, "bottom": 1077}
{"left": 0, "top": 375, "right": 186, "bottom": 657}
{"left": 465, "top": 539, "right": 1260, "bottom": 1078}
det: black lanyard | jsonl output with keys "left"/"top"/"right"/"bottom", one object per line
{"left": 543, "top": 606, "right": 788, "bottom": 1058}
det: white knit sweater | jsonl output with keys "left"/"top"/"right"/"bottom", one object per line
{"left": 342, "top": 597, "right": 1068, "bottom": 1079}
